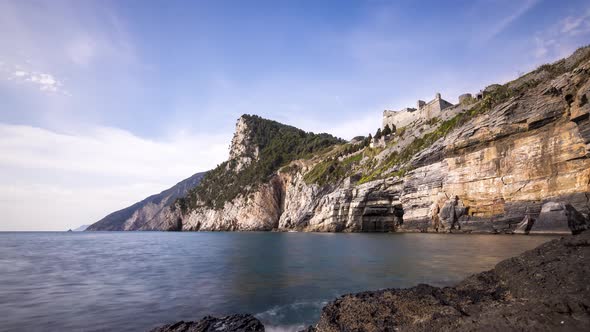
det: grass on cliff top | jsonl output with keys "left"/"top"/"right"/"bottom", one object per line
{"left": 509, "top": 45, "right": 590, "bottom": 92}
{"left": 303, "top": 153, "right": 363, "bottom": 186}
{"left": 303, "top": 84, "right": 517, "bottom": 187}
{"left": 356, "top": 49, "right": 590, "bottom": 184}
{"left": 179, "top": 115, "right": 345, "bottom": 210}
{"left": 358, "top": 92, "right": 513, "bottom": 184}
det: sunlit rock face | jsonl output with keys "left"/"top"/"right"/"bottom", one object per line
{"left": 91, "top": 49, "right": 590, "bottom": 234}
{"left": 181, "top": 175, "right": 284, "bottom": 231}
{"left": 228, "top": 116, "right": 259, "bottom": 173}
{"left": 267, "top": 52, "right": 590, "bottom": 234}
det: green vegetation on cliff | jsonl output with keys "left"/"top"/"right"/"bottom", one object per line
{"left": 304, "top": 46, "right": 590, "bottom": 187}
{"left": 179, "top": 115, "right": 344, "bottom": 210}
{"left": 180, "top": 46, "right": 590, "bottom": 212}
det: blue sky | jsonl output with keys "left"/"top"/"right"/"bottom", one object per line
{"left": 1, "top": 0, "right": 589, "bottom": 230}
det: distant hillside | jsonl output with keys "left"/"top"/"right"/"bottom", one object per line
{"left": 73, "top": 224, "right": 90, "bottom": 232}
{"left": 86, "top": 172, "right": 206, "bottom": 231}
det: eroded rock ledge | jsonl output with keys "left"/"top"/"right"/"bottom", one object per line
{"left": 152, "top": 232, "right": 590, "bottom": 332}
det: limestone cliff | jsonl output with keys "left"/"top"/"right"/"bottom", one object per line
{"left": 89, "top": 47, "right": 590, "bottom": 234}
{"left": 168, "top": 47, "right": 590, "bottom": 234}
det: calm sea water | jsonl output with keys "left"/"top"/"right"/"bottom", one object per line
{"left": 0, "top": 232, "right": 557, "bottom": 332}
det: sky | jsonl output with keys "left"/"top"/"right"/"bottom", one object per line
{"left": 1, "top": 0, "right": 590, "bottom": 231}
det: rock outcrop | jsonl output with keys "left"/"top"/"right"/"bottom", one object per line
{"left": 151, "top": 314, "right": 264, "bottom": 332}
{"left": 228, "top": 117, "right": 259, "bottom": 173}
{"left": 307, "top": 231, "right": 590, "bottom": 331}
{"left": 533, "top": 201, "right": 589, "bottom": 235}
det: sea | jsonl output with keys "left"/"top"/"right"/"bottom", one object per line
{"left": 0, "top": 231, "right": 558, "bottom": 331}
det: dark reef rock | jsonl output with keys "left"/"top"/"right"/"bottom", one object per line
{"left": 151, "top": 314, "right": 264, "bottom": 332}
{"left": 311, "top": 231, "right": 590, "bottom": 331}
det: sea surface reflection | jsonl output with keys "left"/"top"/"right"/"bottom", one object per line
{"left": 0, "top": 232, "right": 557, "bottom": 331}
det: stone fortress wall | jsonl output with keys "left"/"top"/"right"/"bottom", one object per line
{"left": 382, "top": 93, "right": 456, "bottom": 129}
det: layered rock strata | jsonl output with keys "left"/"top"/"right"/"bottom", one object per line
{"left": 88, "top": 48, "right": 590, "bottom": 234}
{"left": 174, "top": 49, "right": 590, "bottom": 234}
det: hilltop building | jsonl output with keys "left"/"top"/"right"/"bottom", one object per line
{"left": 382, "top": 93, "right": 454, "bottom": 129}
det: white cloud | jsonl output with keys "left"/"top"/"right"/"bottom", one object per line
{"left": 0, "top": 124, "right": 229, "bottom": 180}
{"left": 0, "top": 123, "right": 231, "bottom": 231}
{"left": 2, "top": 64, "right": 66, "bottom": 94}
{"left": 28, "top": 73, "right": 59, "bottom": 91}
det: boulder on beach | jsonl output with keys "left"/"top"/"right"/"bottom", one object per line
{"left": 531, "top": 201, "right": 589, "bottom": 235}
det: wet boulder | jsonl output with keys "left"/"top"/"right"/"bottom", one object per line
{"left": 531, "top": 202, "right": 589, "bottom": 235}
{"left": 440, "top": 198, "right": 467, "bottom": 229}
{"left": 514, "top": 214, "right": 535, "bottom": 235}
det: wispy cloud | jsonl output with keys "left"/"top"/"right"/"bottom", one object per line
{"left": 559, "top": 8, "right": 590, "bottom": 35}
{"left": 481, "top": 0, "right": 539, "bottom": 42}
{"left": 533, "top": 6, "right": 590, "bottom": 62}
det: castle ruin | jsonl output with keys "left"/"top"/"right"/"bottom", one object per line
{"left": 382, "top": 93, "right": 454, "bottom": 129}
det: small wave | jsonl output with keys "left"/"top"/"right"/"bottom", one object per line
{"left": 255, "top": 300, "right": 328, "bottom": 329}
{"left": 265, "top": 324, "right": 307, "bottom": 332}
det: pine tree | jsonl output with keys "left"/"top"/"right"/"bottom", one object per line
{"left": 382, "top": 124, "right": 392, "bottom": 136}
{"left": 364, "top": 133, "right": 373, "bottom": 147}
{"left": 375, "top": 128, "right": 382, "bottom": 139}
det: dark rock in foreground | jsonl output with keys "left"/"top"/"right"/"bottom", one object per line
{"left": 310, "top": 231, "right": 590, "bottom": 331}
{"left": 151, "top": 314, "right": 264, "bottom": 332}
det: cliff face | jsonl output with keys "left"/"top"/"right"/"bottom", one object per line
{"left": 89, "top": 48, "right": 590, "bottom": 233}
{"left": 181, "top": 175, "right": 285, "bottom": 231}
{"left": 168, "top": 48, "right": 590, "bottom": 234}
{"left": 289, "top": 56, "right": 590, "bottom": 233}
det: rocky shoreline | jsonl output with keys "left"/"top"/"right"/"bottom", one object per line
{"left": 152, "top": 230, "right": 590, "bottom": 332}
